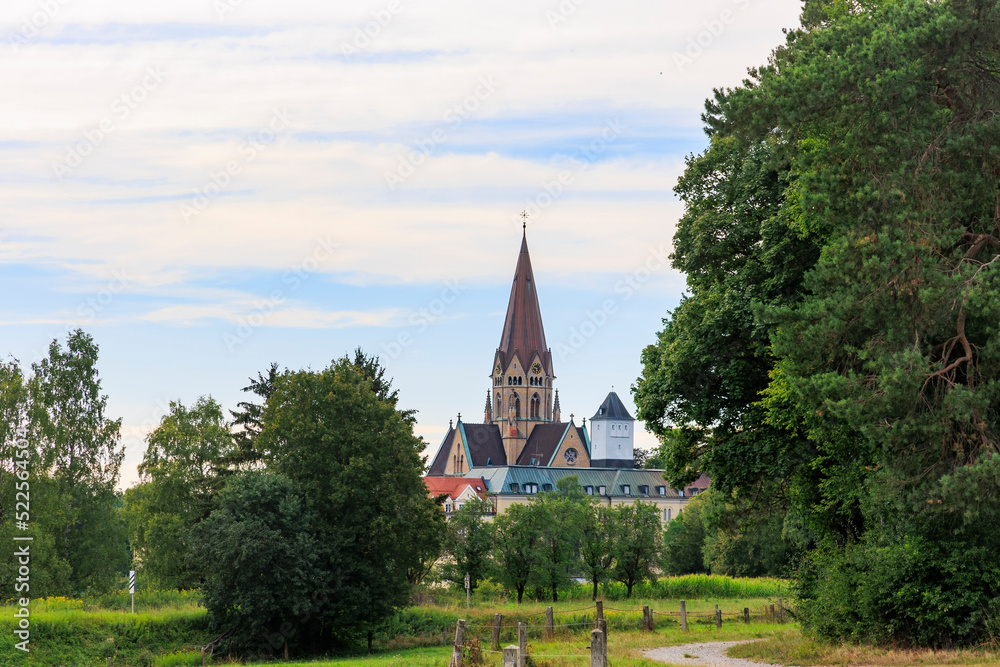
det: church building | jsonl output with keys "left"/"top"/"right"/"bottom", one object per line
{"left": 427, "top": 227, "right": 637, "bottom": 474}
{"left": 425, "top": 227, "right": 708, "bottom": 518}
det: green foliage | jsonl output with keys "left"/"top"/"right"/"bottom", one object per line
{"left": 0, "top": 331, "right": 129, "bottom": 597}
{"left": 443, "top": 496, "right": 495, "bottom": 591}
{"left": 191, "top": 471, "right": 320, "bottom": 656}
{"left": 635, "top": 0, "right": 1000, "bottom": 647}
{"left": 0, "top": 601, "right": 210, "bottom": 666}
{"left": 492, "top": 503, "right": 540, "bottom": 604}
{"left": 661, "top": 496, "right": 708, "bottom": 576}
{"left": 123, "top": 396, "right": 236, "bottom": 589}
{"left": 579, "top": 504, "right": 614, "bottom": 601}
{"left": 253, "top": 353, "right": 444, "bottom": 649}
{"left": 529, "top": 477, "right": 587, "bottom": 602}
{"left": 608, "top": 501, "right": 662, "bottom": 598}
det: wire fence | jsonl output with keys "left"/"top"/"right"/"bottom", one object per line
{"left": 437, "top": 600, "right": 793, "bottom": 666}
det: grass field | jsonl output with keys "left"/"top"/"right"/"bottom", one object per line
{"left": 4, "top": 577, "right": 997, "bottom": 666}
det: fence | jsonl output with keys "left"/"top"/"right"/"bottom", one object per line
{"left": 443, "top": 599, "right": 791, "bottom": 665}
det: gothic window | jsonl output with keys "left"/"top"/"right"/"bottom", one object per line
{"left": 530, "top": 393, "right": 540, "bottom": 419}
{"left": 515, "top": 395, "right": 521, "bottom": 419}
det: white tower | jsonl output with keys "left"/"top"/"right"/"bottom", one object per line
{"left": 589, "top": 391, "right": 635, "bottom": 469}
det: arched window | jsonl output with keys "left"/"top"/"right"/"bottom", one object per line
{"left": 496, "top": 393, "right": 502, "bottom": 413}
{"left": 530, "top": 393, "right": 540, "bottom": 419}
{"left": 515, "top": 395, "right": 521, "bottom": 419}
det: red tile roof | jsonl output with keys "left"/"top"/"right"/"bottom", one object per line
{"left": 423, "top": 476, "right": 488, "bottom": 500}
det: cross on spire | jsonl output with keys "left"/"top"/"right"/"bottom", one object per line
{"left": 520, "top": 210, "right": 529, "bottom": 231}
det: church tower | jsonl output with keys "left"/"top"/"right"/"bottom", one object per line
{"left": 488, "top": 227, "right": 555, "bottom": 464}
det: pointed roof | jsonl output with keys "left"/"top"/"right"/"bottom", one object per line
{"left": 591, "top": 391, "right": 633, "bottom": 421}
{"left": 497, "top": 231, "right": 552, "bottom": 375}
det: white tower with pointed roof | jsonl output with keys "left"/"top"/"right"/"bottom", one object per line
{"left": 589, "top": 390, "right": 635, "bottom": 468}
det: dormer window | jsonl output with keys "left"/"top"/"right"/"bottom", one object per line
{"left": 542, "top": 484, "right": 552, "bottom": 492}
{"left": 598, "top": 485, "right": 606, "bottom": 496}
{"left": 657, "top": 486, "right": 666, "bottom": 496}
{"left": 622, "top": 484, "right": 631, "bottom": 496}
{"left": 639, "top": 485, "right": 649, "bottom": 496}
{"left": 510, "top": 483, "right": 519, "bottom": 493}
{"left": 584, "top": 485, "right": 594, "bottom": 495}
{"left": 525, "top": 483, "right": 539, "bottom": 494}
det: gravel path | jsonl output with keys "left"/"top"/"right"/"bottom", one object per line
{"left": 644, "top": 640, "right": 781, "bottom": 667}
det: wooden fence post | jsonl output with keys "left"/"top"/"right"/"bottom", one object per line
{"left": 770, "top": 604, "right": 776, "bottom": 622}
{"left": 598, "top": 617, "right": 608, "bottom": 641}
{"left": 447, "top": 619, "right": 465, "bottom": 667}
{"left": 744, "top": 607, "right": 750, "bottom": 624}
{"left": 545, "top": 606, "right": 554, "bottom": 639}
{"left": 595, "top": 600, "right": 604, "bottom": 625}
{"left": 590, "top": 628, "right": 606, "bottom": 667}
{"left": 502, "top": 645, "right": 519, "bottom": 667}
{"left": 715, "top": 605, "right": 722, "bottom": 629}
{"left": 680, "top": 600, "right": 688, "bottom": 633}
{"left": 492, "top": 613, "right": 503, "bottom": 651}
{"left": 778, "top": 598, "right": 784, "bottom": 622}
{"left": 517, "top": 621, "right": 527, "bottom": 667}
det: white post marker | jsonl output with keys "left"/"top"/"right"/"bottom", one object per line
{"left": 129, "top": 570, "right": 136, "bottom": 613}
{"left": 465, "top": 573, "right": 471, "bottom": 608}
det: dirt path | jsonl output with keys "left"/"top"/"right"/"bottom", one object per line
{"left": 644, "top": 640, "right": 781, "bottom": 667}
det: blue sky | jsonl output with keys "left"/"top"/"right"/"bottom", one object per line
{"left": 0, "top": 0, "right": 803, "bottom": 488}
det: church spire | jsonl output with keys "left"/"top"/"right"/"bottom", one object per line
{"left": 484, "top": 390, "right": 493, "bottom": 423}
{"left": 553, "top": 389, "right": 561, "bottom": 422}
{"left": 496, "top": 226, "right": 552, "bottom": 376}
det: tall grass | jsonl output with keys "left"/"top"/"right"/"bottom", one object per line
{"left": 563, "top": 574, "right": 791, "bottom": 601}
{"left": 0, "top": 600, "right": 210, "bottom": 666}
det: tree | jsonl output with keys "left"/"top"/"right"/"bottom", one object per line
{"left": 122, "top": 396, "right": 236, "bottom": 589}
{"left": 257, "top": 352, "right": 442, "bottom": 647}
{"left": 191, "top": 472, "right": 321, "bottom": 657}
{"left": 530, "top": 476, "right": 586, "bottom": 602}
{"left": 228, "top": 362, "right": 281, "bottom": 468}
{"left": 608, "top": 502, "right": 661, "bottom": 598}
{"left": 444, "top": 496, "right": 494, "bottom": 591}
{"left": 660, "top": 497, "right": 708, "bottom": 576}
{"left": 579, "top": 504, "right": 613, "bottom": 601}
{"left": 636, "top": 0, "right": 1000, "bottom": 646}
{"left": 493, "top": 502, "right": 540, "bottom": 604}
{"left": 632, "top": 447, "right": 662, "bottom": 470}
{"left": 27, "top": 330, "right": 128, "bottom": 593}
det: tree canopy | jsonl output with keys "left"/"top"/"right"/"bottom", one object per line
{"left": 635, "top": 0, "right": 1000, "bottom": 646}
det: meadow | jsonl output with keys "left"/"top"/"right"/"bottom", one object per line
{"left": 3, "top": 576, "right": 997, "bottom": 666}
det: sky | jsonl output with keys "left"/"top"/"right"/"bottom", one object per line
{"left": 0, "top": 0, "right": 804, "bottom": 489}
